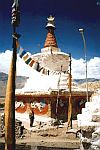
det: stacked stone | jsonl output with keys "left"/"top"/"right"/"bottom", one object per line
{"left": 0, "top": 114, "right": 26, "bottom": 138}
{"left": 16, "top": 119, "right": 27, "bottom": 138}
{"left": 15, "top": 119, "right": 22, "bottom": 138}
{"left": 77, "top": 91, "right": 100, "bottom": 150}
{"left": 0, "top": 113, "right": 5, "bottom": 137}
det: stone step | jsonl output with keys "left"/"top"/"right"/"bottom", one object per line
{"left": 82, "top": 108, "right": 90, "bottom": 115}
{"left": 66, "top": 129, "right": 79, "bottom": 139}
{"left": 77, "top": 113, "right": 92, "bottom": 125}
{"left": 85, "top": 102, "right": 100, "bottom": 113}
{"left": 92, "top": 113, "right": 100, "bottom": 122}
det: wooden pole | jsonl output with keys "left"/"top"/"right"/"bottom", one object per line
{"left": 5, "top": 31, "right": 16, "bottom": 149}
{"left": 67, "top": 53, "right": 72, "bottom": 129}
{"left": 5, "top": 0, "right": 20, "bottom": 149}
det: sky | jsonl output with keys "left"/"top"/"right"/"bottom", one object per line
{"left": 0, "top": 0, "right": 100, "bottom": 79}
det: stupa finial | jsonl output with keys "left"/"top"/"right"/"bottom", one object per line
{"left": 46, "top": 15, "right": 55, "bottom": 29}
{"left": 44, "top": 15, "right": 58, "bottom": 48}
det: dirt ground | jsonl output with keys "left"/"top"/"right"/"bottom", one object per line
{"left": 0, "top": 119, "right": 80, "bottom": 150}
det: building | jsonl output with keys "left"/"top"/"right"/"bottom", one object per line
{"left": 15, "top": 16, "right": 93, "bottom": 122}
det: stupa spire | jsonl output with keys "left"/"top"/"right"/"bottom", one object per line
{"left": 44, "top": 15, "right": 58, "bottom": 48}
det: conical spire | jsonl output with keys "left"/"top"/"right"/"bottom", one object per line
{"left": 44, "top": 15, "right": 58, "bottom": 48}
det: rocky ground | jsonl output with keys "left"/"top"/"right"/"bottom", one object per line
{"left": 79, "top": 81, "right": 100, "bottom": 92}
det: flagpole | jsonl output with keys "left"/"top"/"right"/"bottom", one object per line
{"left": 79, "top": 28, "right": 88, "bottom": 102}
{"left": 5, "top": 1, "right": 20, "bottom": 149}
{"left": 67, "top": 53, "right": 72, "bottom": 129}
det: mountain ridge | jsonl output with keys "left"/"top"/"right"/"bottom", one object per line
{"left": 0, "top": 72, "right": 28, "bottom": 96}
{"left": 0, "top": 72, "right": 100, "bottom": 97}
{"left": 73, "top": 78, "right": 100, "bottom": 84}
